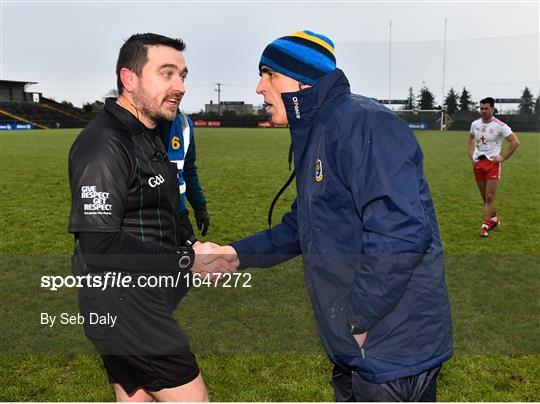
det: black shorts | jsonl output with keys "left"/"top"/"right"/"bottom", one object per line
{"left": 78, "top": 274, "right": 199, "bottom": 395}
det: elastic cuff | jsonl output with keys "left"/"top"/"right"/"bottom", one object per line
{"left": 186, "top": 235, "right": 198, "bottom": 246}
{"left": 228, "top": 242, "right": 251, "bottom": 270}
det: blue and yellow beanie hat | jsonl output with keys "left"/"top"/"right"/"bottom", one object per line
{"left": 259, "top": 30, "right": 336, "bottom": 85}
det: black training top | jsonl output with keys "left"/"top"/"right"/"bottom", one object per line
{"left": 68, "top": 98, "right": 194, "bottom": 251}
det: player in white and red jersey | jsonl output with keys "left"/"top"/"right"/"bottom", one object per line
{"left": 468, "top": 97, "right": 520, "bottom": 237}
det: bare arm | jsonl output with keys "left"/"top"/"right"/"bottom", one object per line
{"left": 500, "top": 133, "right": 520, "bottom": 162}
{"left": 467, "top": 133, "right": 475, "bottom": 163}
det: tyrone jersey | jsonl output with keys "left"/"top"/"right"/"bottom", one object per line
{"left": 470, "top": 117, "right": 512, "bottom": 161}
{"left": 68, "top": 98, "right": 192, "bottom": 250}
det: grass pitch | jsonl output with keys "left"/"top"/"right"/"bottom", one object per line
{"left": 0, "top": 128, "right": 539, "bottom": 401}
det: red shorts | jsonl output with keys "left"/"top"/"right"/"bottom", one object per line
{"left": 473, "top": 159, "right": 501, "bottom": 181}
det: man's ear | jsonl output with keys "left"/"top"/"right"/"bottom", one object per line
{"left": 119, "top": 68, "right": 137, "bottom": 94}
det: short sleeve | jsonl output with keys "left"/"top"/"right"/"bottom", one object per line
{"left": 68, "top": 131, "right": 132, "bottom": 233}
{"left": 469, "top": 122, "right": 475, "bottom": 135}
{"left": 501, "top": 124, "right": 513, "bottom": 137}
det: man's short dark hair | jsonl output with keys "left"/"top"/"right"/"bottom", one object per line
{"left": 116, "top": 33, "right": 186, "bottom": 95}
{"left": 480, "top": 97, "right": 495, "bottom": 107}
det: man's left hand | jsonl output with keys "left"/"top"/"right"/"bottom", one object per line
{"left": 194, "top": 207, "right": 210, "bottom": 236}
{"left": 491, "top": 155, "right": 504, "bottom": 163}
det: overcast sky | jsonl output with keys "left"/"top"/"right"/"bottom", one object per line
{"left": 1, "top": 0, "right": 538, "bottom": 112}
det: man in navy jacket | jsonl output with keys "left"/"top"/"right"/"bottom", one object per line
{"left": 221, "top": 30, "right": 453, "bottom": 401}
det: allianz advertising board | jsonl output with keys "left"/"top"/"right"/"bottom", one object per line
{"left": 408, "top": 123, "right": 428, "bottom": 130}
{"left": 0, "top": 123, "right": 35, "bottom": 131}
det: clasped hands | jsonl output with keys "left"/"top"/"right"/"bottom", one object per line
{"left": 191, "top": 241, "right": 239, "bottom": 279}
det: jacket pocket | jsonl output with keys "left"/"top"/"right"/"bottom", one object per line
{"left": 351, "top": 330, "right": 368, "bottom": 359}
{"left": 327, "top": 297, "right": 367, "bottom": 360}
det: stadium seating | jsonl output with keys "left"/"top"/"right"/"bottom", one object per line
{"left": 40, "top": 97, "right": 96, "bottom": 122}
{"left": 0, "top": 100, "right": 93, "bottom": 129}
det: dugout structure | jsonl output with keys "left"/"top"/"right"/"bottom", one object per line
{"left": 0, "top": 80, "right": 39, "bottom": 103}
{"left": 0, "top": 80, "right": 94, "bottom": 129}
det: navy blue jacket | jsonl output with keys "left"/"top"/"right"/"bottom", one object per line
{"left": 231, "top": 69, "right": 453, "bottom": 383}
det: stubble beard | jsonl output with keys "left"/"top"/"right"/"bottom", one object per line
{"left": 133, "top": 85, "right": 178, "bottom": 125}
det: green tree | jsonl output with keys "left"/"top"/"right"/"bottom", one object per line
{"left": 459, "top": 87, "right": 473, "bottom": 112}
{"left": 518, "top": 87, "right": 534, "bottom": 115}
{"left": 404, "top": 87, "right": 416, "bottom": 110}
{"left": 444, "top": 87, "right": 459, "bottom": 115}
{"left": 82, "top": 100, "right": 104, "bottom": 113}
{"left": 417, "top": 84, "right": 435, "bottom": 110}
{"left": 82, "top": 103, "right": 92, "bottom": 113}
{"left": 534, "top": 93, "right": 540, "bottom": 117}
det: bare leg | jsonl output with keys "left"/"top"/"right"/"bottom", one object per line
{"left": 149, "top": 374, "right": 209, "bottom": 402}
{"left": 484, "top": 179, "right": 499, "bottom": 220}
{"left": 476, "top": 180, "right": 487, "bottom": 204}
{"left": 114, "top": 384, "right": 154, "bottom": 402}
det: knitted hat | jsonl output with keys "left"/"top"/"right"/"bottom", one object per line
{"left": 259, "top": 30, "right": 336, "bottom": 85}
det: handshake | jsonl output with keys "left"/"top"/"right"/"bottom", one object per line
{"left": 191, "top": 241, "right": 239, "bottom": 279}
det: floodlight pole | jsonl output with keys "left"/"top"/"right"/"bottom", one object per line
{"left": 441, "top": 17, "right": 447, "bottom": 131}
{"left": 215, "top": 83, "right": 223, "bottom": 114}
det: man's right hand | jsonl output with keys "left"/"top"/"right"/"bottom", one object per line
{"left": 212, "top": 245, "right": 239, "bottom": 270}
{"left": 191, "top": 242, "right": 239, "bottom": 279}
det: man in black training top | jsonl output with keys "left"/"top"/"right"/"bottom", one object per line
{"left": 68, "top": 33, "right": 235, "bottom": 402}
